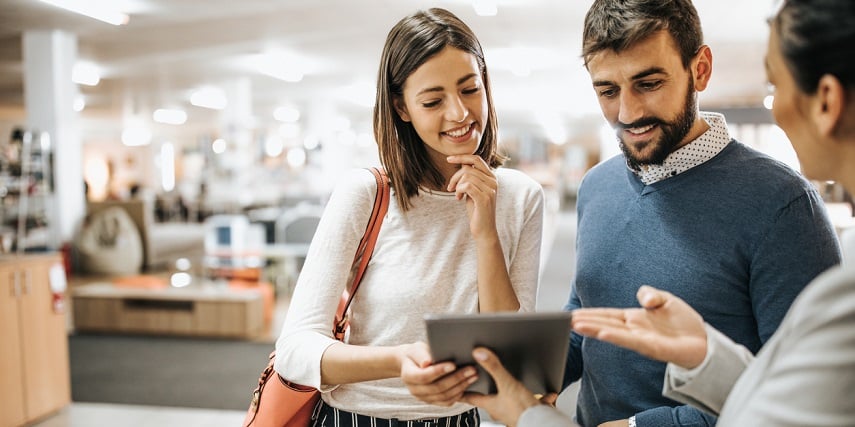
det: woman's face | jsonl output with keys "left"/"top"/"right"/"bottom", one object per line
{"left": 394, "top": 46, "right": 488, "bottom": 176}
{"left": 766, "top": 24, "right": 829, "bottom": 180}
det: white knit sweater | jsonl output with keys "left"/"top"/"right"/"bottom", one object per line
{"left": 274, "top": 167, "right": 544, "bottom": 420}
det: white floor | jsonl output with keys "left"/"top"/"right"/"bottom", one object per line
{"left": 31, "top": 403, "right": 246, "bottom": 427}
{"left": 36, "top": 206, "right": 579, "bottom": 427}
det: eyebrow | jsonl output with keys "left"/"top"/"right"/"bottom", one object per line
{"left": 416, "top": 73, "right": 479, "bottom": 96}
{"left": 592, "top": 67, "right": 668, "bottom": 87}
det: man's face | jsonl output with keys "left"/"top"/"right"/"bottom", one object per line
{"left": 586, "top": 31, "right": 703, "bottom": 170}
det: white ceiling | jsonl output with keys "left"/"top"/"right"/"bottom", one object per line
{"left": 0, "top": 0, "right": 775, "bottom": 141}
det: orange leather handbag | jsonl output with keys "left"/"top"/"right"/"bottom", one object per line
{"left": 242, "top": 167, "right": 390, "bottom": 427}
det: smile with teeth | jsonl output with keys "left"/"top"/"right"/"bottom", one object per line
{"left": 444, "top": 123, "right": 473, "bottom": 138}
{"left": 627, "top": 124, "right": 656, "bottom": 135}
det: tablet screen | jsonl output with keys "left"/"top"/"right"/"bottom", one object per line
{"left": 424, "top": 311, "right": 572, "bottom": 395}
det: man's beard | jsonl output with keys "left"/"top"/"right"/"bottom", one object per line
{"left": 617, "top": 77, "right": 697, "bottom": 172}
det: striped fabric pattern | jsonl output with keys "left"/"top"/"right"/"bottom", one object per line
{"left": 313, "top": 401, "right": 480, "bottom": 427}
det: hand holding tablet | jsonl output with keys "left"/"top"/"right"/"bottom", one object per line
{"left": 424, "top": 311, "right": 572, "bottom": 395}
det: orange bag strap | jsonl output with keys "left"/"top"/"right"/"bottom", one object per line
{"left": 333, "top": 167, "right": 389, "bottom": 340}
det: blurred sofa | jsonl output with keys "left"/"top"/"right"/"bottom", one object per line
{"left": 85, "top": 199, "right": 206, "bottom": 271}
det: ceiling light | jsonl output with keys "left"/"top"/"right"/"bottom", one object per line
{"left": 212, "top": 138, "right": 227, "bottom": 154}
{"left": 286, "top": 147, "right": 307, "bottom": 168}
{"left": 72, "top": 62, "right": 100, "bottom": 86}
{"left": 153, "top": 108, "right": 187, "bottom": 125}
{"left": 190, "top": 87, "right": 227, "bottom": 110}
{"left": 39, "top": 0, "right": 129, "bottom": 25}
{"left": 264, "top": 136, "right": 285, "bottom": 158}
{"left": 121, "top": 126, "right": 152, "bottom": 146}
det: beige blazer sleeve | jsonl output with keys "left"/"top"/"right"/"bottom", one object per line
{"left": 662, "top": 324, "right": 753, "bottom": 415}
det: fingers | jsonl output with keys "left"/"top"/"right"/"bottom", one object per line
{"left": 472, "top": 347, "right": 516, "bottom": 388}
{"left": 540, "top": 393, "right": 559, "bottom": 406}
{"left": 446, "top": 156, "right": 495, "bottom": 194}
{"left": 406, "top": 360, "right": 457, "bottom": 383}
{"left": 637, "top": 285, "right": 669, "bottom": 309}
{"left": 406, "top": 364, "right": 478, "bottom": 406}
{"left": 572, "top": 308, "right": 630, "bottom": 337}
{"left": 464, "top": 347, "right": 540, "bottom": 426}
{"left": 400, "top": 342, "right": 479, "bottom": 406}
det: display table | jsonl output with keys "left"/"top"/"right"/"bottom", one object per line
{"left": 71, "top": 282, "right": 264, "bottom": 339}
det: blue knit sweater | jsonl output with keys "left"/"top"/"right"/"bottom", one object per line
{"left": 564, "top": 141, "right": 842, "bottom": 427}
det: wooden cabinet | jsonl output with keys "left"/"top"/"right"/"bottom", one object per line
{"left": 0, "top": 254, "right": 70, "bottom": 427}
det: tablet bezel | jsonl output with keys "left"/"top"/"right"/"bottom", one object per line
{"left": 424, "top": 311, "right": 572, "bottom": 395}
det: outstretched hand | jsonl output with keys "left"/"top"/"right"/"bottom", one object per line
{"left": 572, "top": 285, "right": 709, "bottom": 369}
{"left": 460, "top": 347, "right": 555, "bottom": 427}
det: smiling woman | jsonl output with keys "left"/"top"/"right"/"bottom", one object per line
{"left": 272, "top": 7, "right": 545, "bottom": 427}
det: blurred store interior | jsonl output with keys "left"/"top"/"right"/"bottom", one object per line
{"left": 0, "top": 1, "right": 853, "bottom": 426}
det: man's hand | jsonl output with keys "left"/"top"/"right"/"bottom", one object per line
{"left": 399, "top": 342, "right": 477, "bottom": 407}
{"left": 572, "top": 285, "right": 708, "bottom": 369}
{"left": 460, "top": 347, "right": 555, "bottom": 427}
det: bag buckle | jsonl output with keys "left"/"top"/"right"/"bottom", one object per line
{"left": 249, "top": 389, "right": 260, "bottom": 413}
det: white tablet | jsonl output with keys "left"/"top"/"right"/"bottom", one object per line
{"left": 424, "top": 311, "right": 572, "bottom": 395}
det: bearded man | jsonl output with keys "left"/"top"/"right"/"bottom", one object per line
{"left": 559, "top": 1, "right": 842, "bottom": 426}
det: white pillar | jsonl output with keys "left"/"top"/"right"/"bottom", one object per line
{"left": 23, "top": 30, "right": 84, "bottom": 247}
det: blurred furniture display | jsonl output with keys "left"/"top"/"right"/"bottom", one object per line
{"left": 270, "top": 203, "right": 324, "bottom": 294}
{"left": 85, "top": 199, "right": 206, "bottom": 270}
{"left": 0, "top": 254, "right": 70, "bottom": 427}
{"left": 203, "top": 214, "right": 264, "bottom": 272}
{"left": 200, "top": 215, "right": 274, "bottom": 322}
{"left": 71, "top": 280, "right": 264, "bottom": 339}
{"left": 0, "top": 128, "right": 56, "bottom": 253}
{"left": 75, "top": 206, "right": 143, "bottom": 274}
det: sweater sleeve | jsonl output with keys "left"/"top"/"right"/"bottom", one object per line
{"left": 273, "top": 169, "right": 376, "bottom": 390}
{"left": 748, "top": 190, "right": 840, "bottom": 343}
{"left": 508, "top": 174, "right": 545, "bottom": 312}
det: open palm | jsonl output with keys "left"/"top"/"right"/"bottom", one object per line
{"left": 572, "top": 285, "right": 708, "bottom": 369}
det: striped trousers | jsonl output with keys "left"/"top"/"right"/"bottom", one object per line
{"left": 312, "top": 401, "right": 480, "bottom": 427}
